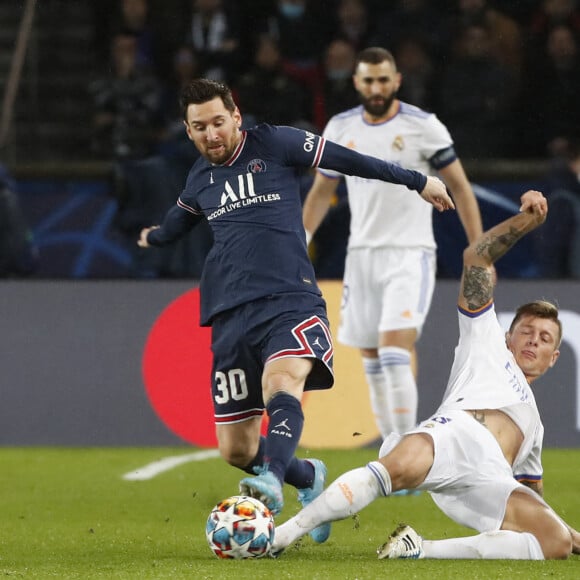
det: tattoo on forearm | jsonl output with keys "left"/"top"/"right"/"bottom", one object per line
{"left": 471, "top": 410, "right": 487, "bottom": 427}
{"left": 462, "top": 266, "right": 493, "bottom": 310}
{"left": 475, "top": 227, "right": 524, "bottom": 262}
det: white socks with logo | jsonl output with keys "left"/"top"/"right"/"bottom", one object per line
{"left": 377, "top": 347, "right": 417, "bottom": 434}
{"left": 273, "top": 461, "right": 391, "bottom": 550}
{"left": 364, "top": 357, "right": 393, "bottom": 438}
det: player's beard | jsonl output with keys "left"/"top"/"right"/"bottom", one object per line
{"left": 204, "top": 125, "right": 240, "bottom": 165}
{"left": 360, "top": 92, "right": 397, "bottom": 119}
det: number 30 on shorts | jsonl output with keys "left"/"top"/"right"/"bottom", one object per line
{"left": 214, "top": 369, "right": 249, "bottom": 403}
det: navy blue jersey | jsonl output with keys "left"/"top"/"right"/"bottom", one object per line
{"left": 148, "top": 124, "right": 427, "bottom": 325}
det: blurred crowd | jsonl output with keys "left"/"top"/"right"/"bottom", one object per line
{"left": 87, "top": 0, "right": 580, "bottom": 162}
{"left": 4, "top": 0, "right": 580, "bottom": 279}
{"left": 80, "top": 0, "right": 580, "bottom": 280}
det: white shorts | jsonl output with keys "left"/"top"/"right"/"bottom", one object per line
{"left": 337, "top": 247, "right": 436, "bottom": 348}
{"left": 379, "top": 410, "right": 548, "bottom": 532}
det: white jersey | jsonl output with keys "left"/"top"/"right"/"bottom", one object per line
{"left": 437, "top": 302, "right": 544, "bottom": 480}
{"left": 320, "top": 102, "right": 453, "bottom": 249}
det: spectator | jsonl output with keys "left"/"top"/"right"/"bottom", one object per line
{"left": 158, "top": 44, "right": 202, "bottom": 158}
{"left": 262, "top": 0, "right": 333, "bottom": 90}
{"left": 520, "top": 23, "right": 580, "bottom": 157}
{"left": 93, "top": 0, "right": 160, "bottom": 73}
{"left": 394, "top": 36, "right": 436, "bottom": 111}
{"left": 312, "top": 38, "right": 359, "bottom": 130}
{"left": 0, "top": 165, "right": 38, "bottom": 277}
{"left": 333, "top": 0, "right": 374, "bottom": 51}
{"left": 234, "top": 35, "right": 311, "bottom": 128}
{"left": 186, "top": 0, "right": 242, "bottom": 82}
{"left": 436, "top": 23, "right": 517, "bottom": 159}
{"left": 528, "top": 0, "right": 580, "bottom": 47}
{"left": 447, "top": 0, "right": 524, "bottom": 82}
{"left": 536, "top": 140, "right": 580, "bottom": 278}
{"left": 370, "top": 0, "right": 448, "bottom": 61}
{"left": 110, "top": 42, "right": 209, "bottom": 279}
{"left": 89, "top": 31, "right": 164, "bottom": 160}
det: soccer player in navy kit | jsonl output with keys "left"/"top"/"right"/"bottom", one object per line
{"left": 138, "top": 79, "right": 453, "bottom": 538}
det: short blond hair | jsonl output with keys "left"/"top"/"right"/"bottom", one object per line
{"left": 509, "top": 300, "right": 562, "bottom": 347}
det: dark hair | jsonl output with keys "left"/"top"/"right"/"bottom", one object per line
{"left": 509, "top": 300, "right": 562, "bottom": 347}
{"left": 355, "top": 46, "right": 396, "bottom": 69}
{"left": 179, "top": 78, "right": 236, "bottom": 120}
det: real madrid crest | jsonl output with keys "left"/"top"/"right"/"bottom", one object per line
{"left": 392, "top": 135, "right": 405, "bottom": 151}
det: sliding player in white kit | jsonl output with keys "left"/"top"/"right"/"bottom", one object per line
{"left": 273, "top": 189, "right": 580, "bottom": 559}
{"left": 303, "top": 47, "right": 483, "bottom": 439}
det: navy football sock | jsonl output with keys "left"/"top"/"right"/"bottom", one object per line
{"left": 284, "top": 457, "right": 315, "bottom": 489}
{"left": 242, "top": 434, "right": 314, "bottom": 488}
{"left": 264, "top": 392, "right": 304, "bottom": 484}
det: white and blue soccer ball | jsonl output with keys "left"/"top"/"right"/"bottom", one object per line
{"left": 206, "top": 495, "right": 275, "bottom": 559}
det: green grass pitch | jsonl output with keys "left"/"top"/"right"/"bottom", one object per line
{"left": 1, "top": 447, "right": 578, "bottom": 578}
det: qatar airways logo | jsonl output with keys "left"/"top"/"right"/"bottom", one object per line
{"left": 205, "top": 173, "right": 280, "bottom": 221}
{"left": 303, "top": 131, "right": 316, "bottom": 152}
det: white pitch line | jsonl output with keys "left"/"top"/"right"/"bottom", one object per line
{"left": 123, "top": 449, "right": 220, "bottom": 481}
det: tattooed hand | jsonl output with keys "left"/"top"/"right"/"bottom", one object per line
{"left": 518, "top": 190, "right": 548, "bottom": 225}
{"left": 458, "top": 190, "right": 548, "bottom": 312}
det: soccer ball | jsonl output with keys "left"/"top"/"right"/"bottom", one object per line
{"left": 206, "top": 495, "right": 275, "bottom": 559}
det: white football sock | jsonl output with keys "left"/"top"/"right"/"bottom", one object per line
{"left": 423, "top": 530, "right": 544, "bottom": 559}
{"left": 273, "top": 461, "right": 391, "bottom": 549}
{"left": 363, "top": 357, "right": 393, "bottom": 438}
{"left": 379, "top": 346, "right": 417, "bottom": 434}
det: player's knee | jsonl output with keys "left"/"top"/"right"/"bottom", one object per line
{"left": 262, "top": 358, "right": 312, "bottom": 397}
{"left": 541, "top": 527, "right": 572, "bottom": 560}
{"left": 379, "top": 455, "right": 409, "bottom": 489}
{"left": 380, "top": 434, "right": 433, "bottom": 489}
{"left": 531, "top": 514, "right": 573, "bottom": 559}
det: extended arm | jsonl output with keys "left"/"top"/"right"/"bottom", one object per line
{"left": 319, "top": 139, "right": 454, "bottom": 212}
{"left": 137, "top": 203, "right": 202, "bottom": 248}
{"left": 302, "top": 172, "right": 340, "bottom": 243}
{"left": 438, "top": 159, "right": 483, "bottom": 244}
{"left": 458, "top": 190, "right": 548, "bottom": 311}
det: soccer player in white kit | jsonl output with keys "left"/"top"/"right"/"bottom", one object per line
{"left": 273, "top": 189, "right": 580, "bottom": 559}
{"left": 303, "top": 47, "right": 484, "bottom": 439}
{"left": 303, "top": 47, "right": 482, "bottom": 439}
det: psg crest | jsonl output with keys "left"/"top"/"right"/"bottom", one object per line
{"left": 247, "top": 159, "right": 267, "bottom": 173}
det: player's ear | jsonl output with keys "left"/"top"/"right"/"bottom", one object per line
{"left": 395, "top": 71, "right": 402, "bottom": 91}
{"left": 183, "top": 120, "right": 194, "bottom": 141}
{"left": 549, "top": 348, "right": 560, "bottom": 368}
{"left": 233, "top": 107, "right": 242, "bottom": 128}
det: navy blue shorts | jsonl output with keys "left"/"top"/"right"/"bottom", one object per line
{"left": 210, "top": 292, "right": 334, "bottom": 425}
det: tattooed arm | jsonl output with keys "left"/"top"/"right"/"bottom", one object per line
{"left": 458, "top": 190, "right": 548, "bottom": 312}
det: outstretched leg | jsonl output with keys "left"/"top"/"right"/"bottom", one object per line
{"left": 378, "top": 524, "right": 544, "bottom": 560}
{"left": 380, "top": 488, "right": 573, "bottom": 560}
{"left": 273, "top": 460, "right": 392, "bottom": 550}
{"left": 274, "top": 432, "right": 434, "bottom": 550}
{"left": 501, "top": 488, "right": 572, "bottom": 559}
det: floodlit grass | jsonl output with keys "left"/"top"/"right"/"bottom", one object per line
{"left": 1, "top": 447, "right": 578, "bottom": 578}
